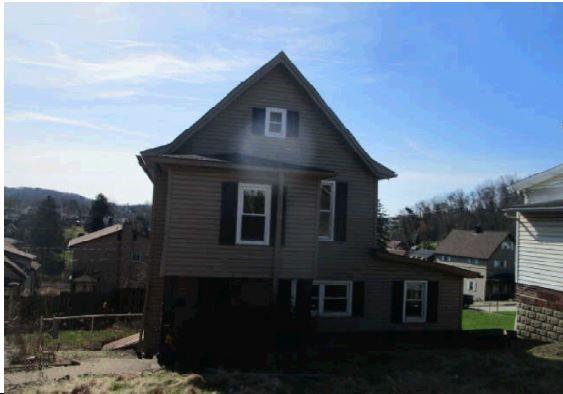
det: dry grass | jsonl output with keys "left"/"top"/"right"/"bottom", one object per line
{"left": 7, "top": 340, "right": 563, "bottom": 394}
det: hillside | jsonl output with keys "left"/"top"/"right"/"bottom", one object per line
{"left": 5, "top": 187, "right": 91, "bottom": 210}
{"left": 4, "top": 186, "right": 151, "bottom": 224}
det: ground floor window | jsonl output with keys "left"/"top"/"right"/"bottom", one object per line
{"left": 291, "top": 280, "right": 352, "bottom": 317}
{"left": 403, "top": 280, "right": 427, "bottom": 323}
{"left": 467, "top": 280, "right": 476, "bottom": 291}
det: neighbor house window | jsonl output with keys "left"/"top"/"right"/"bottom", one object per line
{"left": 265, "top": 107, "right": 287, "bottom": 138}
{"left": 502, "top": 241, "right": 514, "bottom": 250}
{"left": 318, "top": 180, "right": 335, "bottom": 241}
{"left": 467, "top": 280, "right": 476, "bottom": 291}
{"left": 493, "top": 260, "right": 507, "bottom": 269}
{"left": 130, "top": 251, "right": 143, "bottom": 264}
{"left": 403, "top": 280, "right": 427, "bottom": 323}
{"left": 236, "top": 183, "right": 271, "bottom": 245}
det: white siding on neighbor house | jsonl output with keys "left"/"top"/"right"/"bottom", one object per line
{"left": 516, "top": 214, "right": 563, "bottom": 292}
{"left": 525, "top": 174, "right": 563, "bottom": 204}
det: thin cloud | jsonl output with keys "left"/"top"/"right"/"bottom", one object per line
{"left": 5, "top": 111, "right": 148, "bottom": 137}
{"left": 8, "top": 43, "right": 252, "bottom": 86}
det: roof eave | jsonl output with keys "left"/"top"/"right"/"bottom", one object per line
{"left": 143, "top": 154, "right": 336, "bottom": 178}
{"left": 372, "top": 249, "right": 482, "bottom": 278}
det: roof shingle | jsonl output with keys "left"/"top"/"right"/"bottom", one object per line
{"left": 435, "top": 229, "right": 510, "bottom": 260}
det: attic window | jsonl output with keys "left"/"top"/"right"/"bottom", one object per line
{"left": 265, "top": 107, "right": 287, "bottom": 138}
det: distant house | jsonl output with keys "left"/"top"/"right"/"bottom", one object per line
{"left": 435, "top": 229, "right": 515, "bottom": 301}
{"left": 68, "top": 221, "right": 149, "bottom": 293}
{"left": 4, "top": 239, "right": 41, "bottom": 296}
{"left": 386, "top": 240, "right": 410, "bottom": 256}
{"left": 506, "top": 164, "right": 563, "bottom": 342}
{"left": 409, "top": 249, "right": 435, "bottom": 262}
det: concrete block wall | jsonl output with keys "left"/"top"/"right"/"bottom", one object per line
{"left": 516, "top": 284, "right": 563, "bottom": 342}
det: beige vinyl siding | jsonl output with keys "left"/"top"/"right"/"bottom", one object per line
{"left": 162, "top": 165, "right": 319, "bottom": 278}
{"left": 170, "top": 64, "right": 377, "bottom": 278}
{"left": 317, "top": 258, "right": 463, "bottom": 332}
{"left": 516, "top": 214, "right": 563, "bottom": 292}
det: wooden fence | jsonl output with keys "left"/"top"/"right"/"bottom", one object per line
{"left": 16, "top": 288, "right": 145, "bottom": 323}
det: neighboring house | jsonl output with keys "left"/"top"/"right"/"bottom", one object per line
{"left": 137, "top": 51, "right": 480, "bottom": 357}
{"left": 386, "top": 240, "right": 410, "bottom": 256}
{"left": 4, "top": 239, "right": 41, "bottom": 296}
{"left": 37, "top": 280, "right": 71, "bottom": 296}
{"left": 68, "top": 221, "right": 149, "bottom": 293}
{"left": 409, "top": 249, "right": 435, "bottom": 262}
{"left": 435, "top": 229, "right": 515, "bottom": 301}
{"left": 506, "top": 164, "right": 563, "bottom": 342}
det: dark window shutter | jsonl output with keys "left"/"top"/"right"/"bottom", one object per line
{"left": 295, "top": 279, "right": 313, "bottom": 318}
{"left": 287, "top": 111, "right": 299, "bottom": 137}
{"left": 281, "top": 186, "right": 288, "bottom": 246}
{"left": 352, "top": 281, "right": 365, "bottom": 317}
{"left": 277, "top": 279, "right": 292, "bottom": 313}
{"left": 252, "top": 108, "right": 266, "bottom": 135}
{"left": 334, "top": 182, "right": 348, "bottom": 241}
{"left": 270, "top": 184, "right": 278, "bottom": 246}
{"left": 219, "top": 182, "right": 238, "bottom": 244}
{"left": 391, "top": 281, "right": 404, "bottom": 323}
{"left": 427, "top": 281, "right": 439, "bottom": 323}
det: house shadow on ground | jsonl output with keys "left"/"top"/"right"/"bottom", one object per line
{"left": 162, "top": 331, "right": 563, "bottom": 394}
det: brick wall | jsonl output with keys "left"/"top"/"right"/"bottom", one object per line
{"left": 516, "top": 283, "right": 563, "bottom": 342}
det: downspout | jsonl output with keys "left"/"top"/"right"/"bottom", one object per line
{"left": 272, "top": 171, "right": 285, "bottom": 299}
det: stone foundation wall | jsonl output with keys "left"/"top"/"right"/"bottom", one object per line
{"left": 516, "top": 284, "right": 563, "bottom": 342}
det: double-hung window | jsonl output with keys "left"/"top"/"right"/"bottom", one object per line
{"left": 319, "top": 180, "right": 335, "bottom": 241}
{"left": 236, "top": 183, "right": 271, "bottom": 245}
{"left": 311, "top": 281, "right": 352, "bottom": 317}
{"left": 403, "top": 280, "right": 427, "bottom": 323}
{"left": 265, "top": 107, "right": 287, "bottom": 138}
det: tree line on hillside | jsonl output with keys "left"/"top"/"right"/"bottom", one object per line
{"left": 382, "top": 175, "right": 523, "bottom": 249}
{"left": 7, "top": 193, "right": 150, "bottom": 276}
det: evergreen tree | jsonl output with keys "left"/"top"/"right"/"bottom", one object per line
{"left": 376, "top": 199, "right": 390, "bottom": 251}
{"left": 30, "top": 196, "right": 65, "bottom": 275}
{"left": 87, "top": 193, "right": 112, "bottom": 232}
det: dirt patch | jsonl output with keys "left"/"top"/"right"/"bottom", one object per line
{"left": 4, "top": 356, "right": 161, "bottom": 390}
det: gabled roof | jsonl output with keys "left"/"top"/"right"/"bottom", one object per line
{"left": 511, "top": 164, "right": 563, "bottom": 191}
{"left": 4, "top": 239, "right": 36, "bottom": 260}
{"left": 435, "top": 229, "right": 510, "bottom": 260}
{"left": 140, "top": 51, "right": 396, "bottom": 180}
{"left": 73, "top": 274, "right": 97, "bottom": 283}
{"left": 68, "top": 224, "right": 123, "bottom": 247}
{"left": 372, "top": 250, "right": 481, "bottom": 278}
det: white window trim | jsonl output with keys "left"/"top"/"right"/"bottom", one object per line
{"left": 265, "top": 107, "right": 287, "bottom": 138}
{"left": 318, "top": 180, "right": 336, "bottom": 241}
{"left": 403, "top": 280, "right": 428, "bottom": 323}
{"left": 312, "top": 280, "right": 352, "bottom": 317}
{"left": 236, "top": 183, "right": 271, "bottom": 246}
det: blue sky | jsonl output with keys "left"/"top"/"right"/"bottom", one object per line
{"left": 5, "top": 3, "right": 562, "bottom": 214}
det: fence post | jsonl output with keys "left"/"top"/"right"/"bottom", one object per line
{"left": 91, "top": 316, "right": 95, "bottom": 332}
{"left": 39, "top": 315, "right": 43, "bottom": 334}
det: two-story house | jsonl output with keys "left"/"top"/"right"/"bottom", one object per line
{"left": 435, "top": 229, "right": 515, "bottom": 301}
{"left": 68, "top": 220, "right": 149, "bottom": 293}
{"left": 506, "top": 164, "right": 563, "bottom": 342}
{"left": 138, "top": 52, "right": 479, "bottom": 358}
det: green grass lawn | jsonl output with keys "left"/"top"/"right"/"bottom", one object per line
{"left": 462, "top": 309, "right": 516, "bottom": 330}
